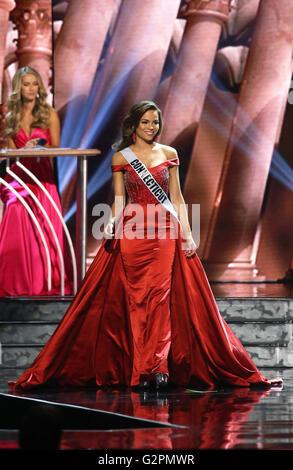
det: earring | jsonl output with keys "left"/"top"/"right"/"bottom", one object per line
{"left": 132, "top": 132, "right": 136, "bottom": 143}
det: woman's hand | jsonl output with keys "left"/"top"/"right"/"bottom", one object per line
{"left": 104, "top": 217, "right": 115, "bottom": 239}
{"left": 182, "top": 235, "right": 197, "bottom": 258}
{"left": 24, "top": 139, "right": 38, "bottom": 149}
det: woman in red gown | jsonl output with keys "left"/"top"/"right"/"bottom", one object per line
{"left": 0, "top": 66, "right": 72, "bottom": 296}
{"left": 9, "top": 100, "right": 281, "bottom": 390}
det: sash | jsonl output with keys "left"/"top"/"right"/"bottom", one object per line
{"left": 120, "top": 147, "right": 180, "bottom": 223}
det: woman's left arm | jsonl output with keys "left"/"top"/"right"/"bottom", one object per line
{"left": 48, "top": 108, "right": 60, "bottom": 148}
{"left": 169, "top": 160, "right": 197, "bottom": 257}
{"left": 45, "top": 108, "right": 60, "bottom": 167}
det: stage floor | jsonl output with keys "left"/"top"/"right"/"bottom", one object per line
{"left": 211, "top": 281, "right": 293, "bottom": 297}
{"left": 0, "top": 368, "right": 292, "bottom": 452}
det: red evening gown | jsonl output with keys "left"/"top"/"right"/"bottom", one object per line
{"left": 8, "top": 156, "right": 280, "bottom": 390}
{"left": 0, "top": 128, "right": 72, "bottom": 296}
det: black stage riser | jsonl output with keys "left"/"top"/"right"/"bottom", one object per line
{"left": 0, "top": 393, "right": 181, "bottom": 431}
{"left": 1, "top": 297, "right": 293, "bottom": 369}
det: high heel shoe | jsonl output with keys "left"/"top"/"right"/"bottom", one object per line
{"left": 153, "top": 373, "right": 168, "bottom": 390}
{"left": 139, "top": 374, "right": 150, "bottom": 389}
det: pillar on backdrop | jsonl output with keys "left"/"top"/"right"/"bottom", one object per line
{"left": 54, "top": 0, "right": 121, "bottom": 116}
{"left": 10, "top": 0, "right": 52, "bottom": 90}
{"left": 202, "top": 0, "right": 293, "bottom": 280}
{"left": 183, "top": 45, "right": 248, "bottom": 258}
{"left": 155, "top": 18, "right": 185, "bottom": 110}
{"left": 159, "top": 0, "right": 232, "bottom": 155}
{"left": 256, "top": 89, "right": 293, "bottom": 282}
{"left": 184, "top": 81, "right": 238, "bottom": 260}
{"left": 53, "top": 0, "right": 121, "bottom": 215}
{"left": 0, "top": 0, "right": 15, "bottom": 149}
{"left": 82, "top": 0, "right": 181, "bottom": 266}
{"left": 0, "top": 0, "right": 15, "bottom": 226}
{"left": 0, "top": 0, "right": 15, "bottom": 97}
{"left": 82, "top": 0, "right": 182, "bottom": 144}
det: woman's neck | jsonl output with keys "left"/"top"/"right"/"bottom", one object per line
{"left": 132, "top": 139, "right": 157, "bottom": 153}
{"left": 21, "top": 99, "right": 36, "bottom": 115}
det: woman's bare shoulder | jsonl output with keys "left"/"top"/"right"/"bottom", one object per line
{"left": 49, "top": 106, "right": 59, "bottom": 122}
{"left": 112, "top": 151, "right": 128, "bottom": 166}
{"left": 158, "top": 143, "right": 178, "bottom": 160}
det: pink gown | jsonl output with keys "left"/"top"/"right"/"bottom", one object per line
{"left": 0, "top": 128, "right": 72, "bottom": 296}
{"left": 8, "top": 156, "right": 281, "bottom": 390}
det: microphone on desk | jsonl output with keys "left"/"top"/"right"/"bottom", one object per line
{"left": 36, "top": 138, "right": 47, "bottom": 146}
{"left": 35, "top": 138, "right": 47, "bottom": 162}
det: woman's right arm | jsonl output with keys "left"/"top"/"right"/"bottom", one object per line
{"left": 104, "top": 152, "right": 126, "bottom": 238}
{"left": 7, "top": 136, "right": 16, "bottom": 149}
{"left": 0, "top": 135, "right": 15, "bottom": 159}
{"left": 112, "top": 171, "right": 126, "bottom": 216}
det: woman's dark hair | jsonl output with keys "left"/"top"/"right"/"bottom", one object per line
{"left": 112, "top": 100, "right": 163, "bottom": 151}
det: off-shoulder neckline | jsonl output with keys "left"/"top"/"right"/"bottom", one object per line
{"left": 112, "top": 157, "right": 178, "bottom": 171}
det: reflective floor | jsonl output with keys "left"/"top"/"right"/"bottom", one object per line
{"left": 0, "top": 368, "right": 293, "bottom": 451}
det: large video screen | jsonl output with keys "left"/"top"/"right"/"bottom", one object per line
{"left": 1, "top": 0, "right": 293, "bottom": 298}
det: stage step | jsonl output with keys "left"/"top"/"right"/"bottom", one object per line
{"left": 0, "top": 297, "right": 293, "bottom": 369}
{"left": 219, "top": 298, "right": 293, "bottom": 368}
{"left": 0, "top": 297, "right": 71, "bottom": 321}
{"left": 0, "top": 298, "right": 71, "bottom": 369}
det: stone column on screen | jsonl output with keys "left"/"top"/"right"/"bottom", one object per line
{"left": 159, "top": 0, "right": 232, "bottom": 150}
{"left": 81, "top": 0, "right": 182, "bottom": 139}
{"left": 53, "top": 0, "right": 122, "bottom": 216}
{"left": 183, "top": 81, "right": 239, "bottom": 260}
{"left": 0, "top": 0, "right": 15, "bottom": 231}
{"left": 202, "top": 0, "right": 293, "bottom": 280}
{"left": 0, "top": 0, "right": 15, "bottom": 150}
{"left": 54, "top": 0, "right": 121, "bottom": 115}
{"left": 256, "top": 77, "right": 293, "bottom": 282}
{"left": 10, "top": 0, "right": 52, "bottom": 90}
{"left": 155, "top": 18, "right": 185, "bottom": 110}
{"left": 0, "top": 0, "right": 15, "bottom": 96}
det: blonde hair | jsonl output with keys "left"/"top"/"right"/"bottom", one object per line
{"left": 5, "top": 66, "right": 51, "bottom": 136}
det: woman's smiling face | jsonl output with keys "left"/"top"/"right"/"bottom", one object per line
{"left": 135, "top": 109, "right": 160, "bottom": 143}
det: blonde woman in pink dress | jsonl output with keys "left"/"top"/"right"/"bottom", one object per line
{"left": 0, "top": 66, "right": 72, "bottom": 296}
